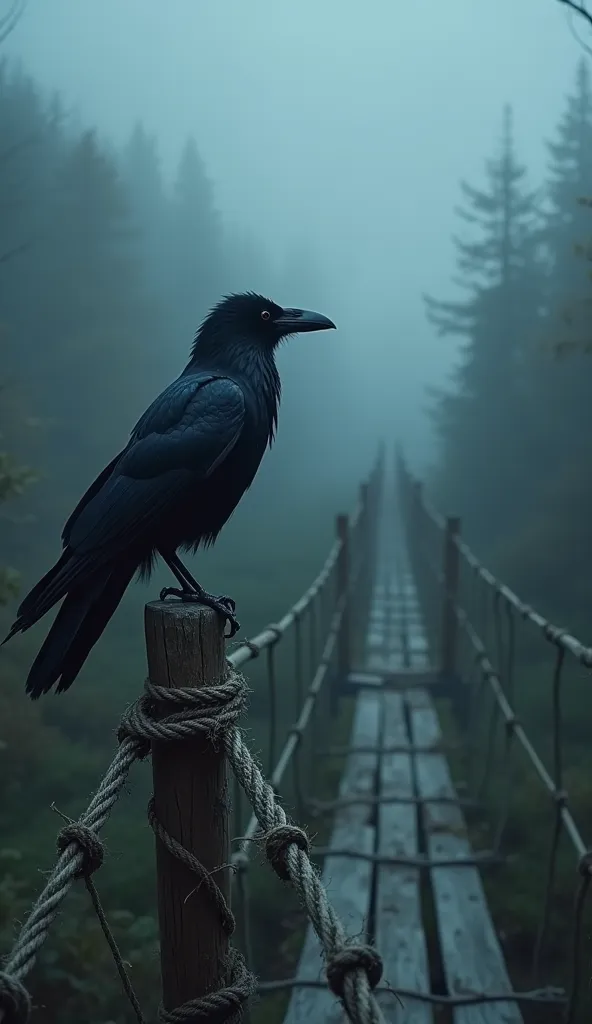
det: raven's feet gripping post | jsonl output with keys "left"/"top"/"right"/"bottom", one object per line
{"left": 160, "top": 585, "right": 240, "bottom": 639}
{"left": 159, "top": 550, "right": 241, "bottom": 638}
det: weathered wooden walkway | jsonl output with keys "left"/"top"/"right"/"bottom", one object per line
{"left": 283, "top": 500, "right": 521, "bottom": 1023}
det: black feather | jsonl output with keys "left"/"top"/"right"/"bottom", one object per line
{"left": 3, "top": 291, "right": 333, "bottom": 697}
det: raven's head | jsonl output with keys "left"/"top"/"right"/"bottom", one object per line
{"left": 194, "top": 291, "right": 336, "bottom": 355}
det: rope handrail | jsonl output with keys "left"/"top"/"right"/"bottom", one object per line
{"left": 226, "top": 490, "right": 364, "bottom": 674}
{"left": 411, "top": 548, "right": 590, "bottom": 861}
{"left": 228, "top": 537, "right": 342, "bottom": 671}
{"left": 396, "top": 451, "right": 592, "bottom": 1024}
{"left": 231, "top": 596, "right": 346, "bottom": 862}
{"left": 0, "top": 450, "right": 385, "bottom": 1024}
{"left": 410, "top": 468, "right": 592, "bottom": 668}
{"left": 453, "top": 535, "right": 592, "bottom": 667}
{"left": 453, "top": 599, "right": 588, "bottom": 858}
{"left": 0, "top": 670, "right": 386, "bottom": 1024}
{"left": 445, "top": 590, "right": 591, "bottom": 1024}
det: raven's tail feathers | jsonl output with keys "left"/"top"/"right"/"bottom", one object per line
{"left": 2, "top": 548, "right": 92, "bottom": 645}
{"left": 25, "top": 562, "right": 136, "bottom": 699}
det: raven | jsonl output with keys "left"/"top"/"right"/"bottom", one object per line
{"left": 3, "top": 292, "right": 336, "bottom": 698}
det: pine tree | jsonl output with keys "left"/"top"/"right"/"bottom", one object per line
{"left": 547, "top": 59, "right": 592, "bottom": 306}
{"left": 0, "top": 63, "right": 56, "bottom": 595}
{"left": 167, "top": 137, "right": 223, "bottom": 337}
{"left": 426, "top": 106, "right": 543, "bottom": 546}
{"left": 532, "top": 58, "right": 592, "bottom": 454}
{"left": 17, "top": 130, "right": 164, "bottom": 540}
{"left": 121, "top": 122, "right": 168, "bottom": 293}
{"left": 123, "top": 122, "right": 164, "bottom": 220}
{"left": 41, "top": 129, "right": 142, "bottom": 380}
{"left": 498, "top": 60, "right": 592, "bottom": 621}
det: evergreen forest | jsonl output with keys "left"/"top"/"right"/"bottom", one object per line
{"left": 2, "top": 7, "right": 592, "bottom": 1022}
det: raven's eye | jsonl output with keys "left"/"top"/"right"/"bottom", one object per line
{"left": 261, "top": 310, "right": 270, "bottom": 321}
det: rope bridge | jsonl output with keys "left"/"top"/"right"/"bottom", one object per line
{"left": 0, "top": 447, "right": 590, "bottom": 1023}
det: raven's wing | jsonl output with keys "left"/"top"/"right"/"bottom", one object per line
{"left": 65, "top": 374, "right": 245, "bottom": 560}
{"left": 61, "top": 450, "right": 126, "bottom": 546}
{"left": 61, "top": 373, "right": 220, "bottom": 546}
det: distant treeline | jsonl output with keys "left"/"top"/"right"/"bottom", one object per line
{"left": 427, "top": 58, "right": 592, "bottom": 632}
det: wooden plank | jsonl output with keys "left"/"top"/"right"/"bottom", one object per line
{"left": 408, "top": 689, "right": 522, "bottom": 1024}
{"left": 397, "top": 575, "right": 430, "bottom": 669}
{"left": 282, "top": 691, "right": 381, "bottom": 1024}
{"left": 366, "top": 564, "right": 394, "bottom": 674}
{"left": 344, "top": 670, "right": 439, "bottom": 694}
{"left": 375, "top": 691, "right": 433, "bottom": 1023}
{"left": 384, "top": 671, "right": 436, "bottom": 689}
{"left": 348, "top": 670, "right": 388, "bottom": 688}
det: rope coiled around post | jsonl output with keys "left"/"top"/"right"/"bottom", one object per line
{"left": 119, "top": 673, "right": 255, "bottom": 1024}
{"left": 0, "top": 666, "right": 386, "bottom": 1024}
{"left": 119, "top": 670, "right": 386, "bottom": 1024}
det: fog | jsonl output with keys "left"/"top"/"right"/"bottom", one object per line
{"left": 4, "top": 0, "right": 582, "bottom": 472}
{"left": 5, "top": 3, "right": 592, "bottom": 1022}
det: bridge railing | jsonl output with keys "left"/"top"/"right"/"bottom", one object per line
{"left": 0, "top": 445, "right": 386, "bottom": 1024}
{"left": 396, "top": 450, "right": 592, "bottom": 1024}
{"left": 228, "top": 444, "right": 384, "bottom": 972}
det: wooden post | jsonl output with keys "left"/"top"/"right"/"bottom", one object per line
{"left": 333, "top": 513, "right": 350, "bottom": 714}
{"left": 440, "top": 516, "right": 461, "bottom": 679}
{"left": 145, "top": 600, "right": 230, "bottom": 1013}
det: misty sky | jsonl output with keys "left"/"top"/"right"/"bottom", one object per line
{"left": 3, "top": 0, "right": 586, "bottom": 471}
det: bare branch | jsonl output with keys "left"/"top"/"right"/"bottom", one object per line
{"left": 0, "top": 0, "right": 26, "bottom": 45}
{"left": 556, "top": 0, "right": 592, "bottom": 31}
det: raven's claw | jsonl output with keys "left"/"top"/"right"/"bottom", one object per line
{"left": 159, "top": 586, "right": 240, "bottom": 639}
{"left": 160, "top": 586, "right": 186, "bottom": 601}
{"left": 213, "top": 595, "right": 240, "bottom": 637}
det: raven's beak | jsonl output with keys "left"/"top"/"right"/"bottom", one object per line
{"left": 275, "top": 307, "right": 337, "bottom": 333}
